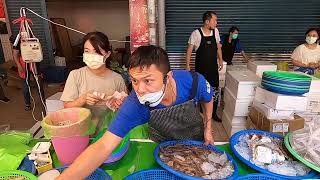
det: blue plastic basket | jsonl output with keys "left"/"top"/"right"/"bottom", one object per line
{"left": 55, "top": 166, "right": 111, "bottom": 180}
{"left": 230, "top": 130, "right": 317, "bottom": 179}
{"left": 235, "top": 174, "right": 282, "bottom": 180}
{"left": 154, "top": 140, "right": 239, "bottom": 180}
{"left": 103, "top": 139, "right": 130, "bottom": 165}
{"left": 124, "top": 169, "right": 182, "bottom": 180}
{"left": 18, "top": 157, "right": 36, "bottom": 175}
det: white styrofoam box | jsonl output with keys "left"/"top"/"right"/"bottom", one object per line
{"left": 46, "top": 92, "right": 64, "bottom": 113}
{"left": 54, "top": 56, "right": 66, "bottom": 67}
{"left": 222, "top": 110, "right": 246, "bottom": 137}
{"left": 252, "top": 100, "right": 295, "bottom": 120}
{"left": 226, "top": 64, "right": 248, "bottom": 72}
{"left": 254, "top": 86, "right": 307, "bottom": 111}
{"left": 304, "top": 93, "right": 320, "bottom": 112}
{"left": 247, "top": 61, "right": 277, "bottom": 78}
{"left": 225, "top": 70, "right": 260, "bottom": 98}
{"left": 224, "top": 87, "right": 254, "bottom": 116}
{"left": 223, "top": 106, "right": 247, "bottom": 125}
{"left": 218, "top": 61, "right": 227, "bottom": 75}
{"left": 219, "top": 75, "right": 225, "bottom": 88}
{"left": 294, "top": 72, "right": 320, "bottom": 94}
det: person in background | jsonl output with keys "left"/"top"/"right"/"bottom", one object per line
{"left": 57, "top": 45, "right": 214, "bottom": 179}
{"left": 0, "top": 83, "right": 9, "bottom": 103}
{"left": 221, "top": 26, "right": 250, "bottom": 65}
{"left": 186, "top": 11, "right": 223, "bottom": 122}
{"left": 291, "top": 28, "right": 320, "bottom": 75}
{"left": 60, "top": 32, "right": 127, "bottom": 133}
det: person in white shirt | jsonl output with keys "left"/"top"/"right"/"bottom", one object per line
{"left": 291, "top": 28, "right": 320, "bottom": 75}
{"left": 185, "top": 11, "right": 223, "bottom": 122}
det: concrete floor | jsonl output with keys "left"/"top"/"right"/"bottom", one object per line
{"left": 0, "top": 61, "right": 228, "bottom": 141}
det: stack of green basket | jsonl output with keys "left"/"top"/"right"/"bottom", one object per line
{"left": 262, "top": 71, "right": 312, "bottom": 95}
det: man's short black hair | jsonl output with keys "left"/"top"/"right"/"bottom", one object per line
{"left": 129, "top": 45, "right": 171, "bottom": 75}
{"left": 202, "top": 11, "right": 217, "bottom": 23}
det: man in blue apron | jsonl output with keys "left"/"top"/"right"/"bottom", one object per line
{"left": 57, "top": 45, "right": 215, "bottom": 179}
{"left": 186, "top": 11, "right": 224, "bottom": 122}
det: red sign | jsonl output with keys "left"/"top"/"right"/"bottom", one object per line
{"left": 129, "top": 0, "right": 149, "bottom": 52}
{"left": 0, "top": 0, "right": 5, "bottom": 19}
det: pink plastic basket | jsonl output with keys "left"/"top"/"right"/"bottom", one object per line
{"left": 52, "top": 136, "right": 89, "bottom": 165}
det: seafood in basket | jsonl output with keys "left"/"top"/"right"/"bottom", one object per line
{"left": 234, "top": 133, "right": 311, "bottom": 176}
{"left": 159, "top": 144, "right": 234, "bottom": 179}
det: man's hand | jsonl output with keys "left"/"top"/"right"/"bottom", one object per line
{"left": 186, "top": 65, "right": 191, "bottom": 71}
{"left": 204, "top": 127, "right": 214, "bottom": 145}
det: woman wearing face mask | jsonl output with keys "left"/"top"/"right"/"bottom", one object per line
{"left": 60, "top": 32, "right": 127, "bottom": 133}
{"left": 221, "top": 26, "right": 250, "bottom": 65}
{"left": 291, "top": 28, "right": 320, "bottom": 75}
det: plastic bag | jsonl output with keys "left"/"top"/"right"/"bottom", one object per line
{"left": 290, "top": 115, "right": 320, "bottom": 166}
{"left": 42, "top": 108, "right": 96, "bottom": 138}
{"left": 0, "top": 131, "right": 32, "bottom": 171}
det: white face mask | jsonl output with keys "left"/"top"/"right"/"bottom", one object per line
{"left": 306, "top": 36, "right": 318, "bottom": 45}
{"left": 83, "top": 53, "right": 106, "bottom": 69}
{"left": 136, "top": 86, "right": 165, "bottom": 107}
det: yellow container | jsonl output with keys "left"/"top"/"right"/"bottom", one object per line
{"left": 35, "top": 152, "right": 53, "bottom": 174}
{"left": 276, "top": 62, "right": 289, "bottom": 71}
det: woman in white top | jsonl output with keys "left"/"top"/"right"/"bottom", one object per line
{"left": 291, "top": 28, "right": 320, "bottom": 75}
{"left": 61, "top": 32, "right": 127, "bottom": 133}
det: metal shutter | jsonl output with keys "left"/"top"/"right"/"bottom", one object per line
{"left": 166, "top": 0, "right": 320, "bottom": 53}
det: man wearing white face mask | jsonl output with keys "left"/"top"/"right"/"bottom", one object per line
{"left": 57, "top": 45, "right": 215, "bottom": 179}
{"left": 292, "top": 28, "right": 320, "bottom": 75}
{"left": 61, "top": 32, "right": 127, "bottom": 133}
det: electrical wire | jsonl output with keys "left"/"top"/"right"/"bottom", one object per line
{"left": 21, "top": 7, "right": 131, "bottom": 43}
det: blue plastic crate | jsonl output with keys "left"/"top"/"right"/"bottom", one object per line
{"left": 18, "top": 157, "right": 36, "bottom": 175}
{"left": 124, "top": 169, "right": 182, "bottom": 180}
{"left": 154, "top": 140, "right": 238, "bottom": 180}
{"left": 235, "top": 174, "right": 282, "bottom": 180}
{"left": 230, "top": 130, "right": 317, "bottom": 180}
{"left": 55, "top": 166, "right": 111, "bottom": 180}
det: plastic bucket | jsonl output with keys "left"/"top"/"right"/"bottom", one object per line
{"left": 52, "top": 136, "right": 89, "bottom": 165}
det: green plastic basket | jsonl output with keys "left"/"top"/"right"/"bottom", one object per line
{"left": 284, "top": 133, "right": 320, "bottom": 173}
{"left": 263, "top": 71, "right": 312, "bottom": 81}
{"left": 0, "top": 170, "right": 37, "bottom": 180}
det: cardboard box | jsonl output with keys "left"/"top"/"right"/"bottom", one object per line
{"left": 252, "top": 100, "right": 295, "bottom": 120}
{"left": 249, "top": 107, "right": 305, "bottom": 135}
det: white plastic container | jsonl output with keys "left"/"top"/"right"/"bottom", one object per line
{"left": 247, "top": 61, "right": 277, "bottom": 78}
{"left": 225, "top": 70, "right": 260, "bottom": 98}
{"left": 254, "top": 86, "right": 307, "bottom": 111}
{"left": 224, "top": 87, "right": 254, "bottom": 116}
{"left": 46, "top": 92, "right": 64, "bottom": 113}
{"left": 252, "top": 100, "right": 295, "bottom": 120}
{"left": 222, "top": 110, "right": 246, "bottom": 137}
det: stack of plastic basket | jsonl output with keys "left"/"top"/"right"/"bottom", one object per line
{"left": 42, "top": 108, "right": 94, "bottom": 165}
{"left": 261, "top": 71, "right": 312, "bottom": 95}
